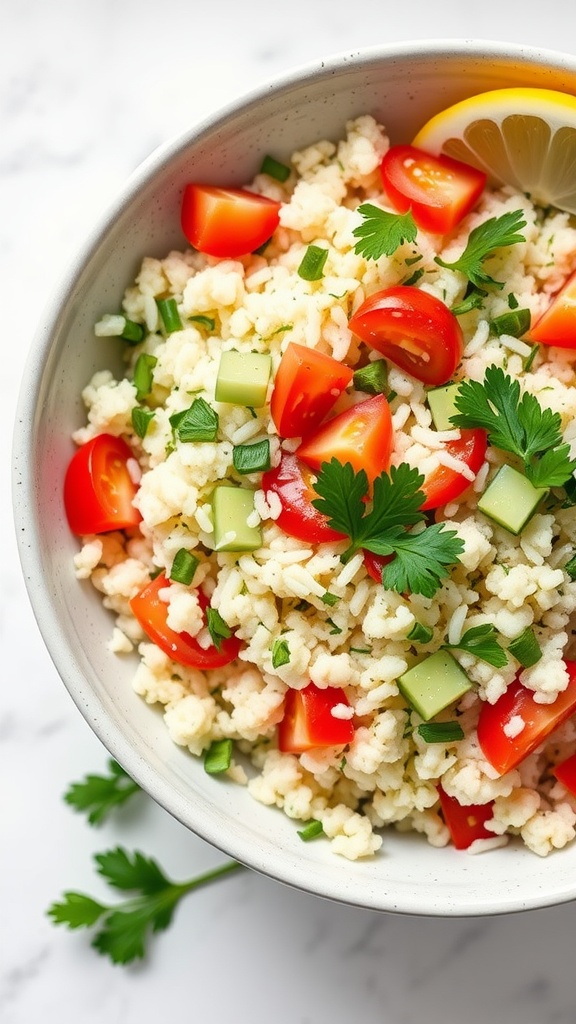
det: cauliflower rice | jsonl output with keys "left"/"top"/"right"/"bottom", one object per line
{"left": 72, "top": 114, "right": 576, "bottom": 860}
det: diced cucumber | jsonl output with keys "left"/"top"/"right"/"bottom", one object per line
{"left": 211, "top": 486, "right": 262, "bottom": 551}
{"left": 215, "top": 351, "right": 272, "bottom": 407}
{"left": 397, "top": 650, "right": 472, "bottom": 721}
{"left": 477, "top": 464, "right": 548, "bottom": 535}
{"left": 427, "top": 382, "right": 461, "bottom": 431}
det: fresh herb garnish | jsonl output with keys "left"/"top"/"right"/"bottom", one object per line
{"left": 297, "top": 820, "right": 324, "bottom": 841}
{"left": 490, "top": 308, "right": 531, "bottom": 337}
{"left": 353, "top": 204, "right": 417, "bottom": 261}
{"left": 121, "top": 318, "right": 145, "bottom": 344}
{"left": 260, "top": 154, "right": 291, "bottom": 182}
{"left": 156, "top": 297, "right": 183, "bottom": 334}
{"left": 417, "top": 721, "right": 464, "bottom": 743}
{"left": 203, "top": 738, "right": 233, "bottom": 775}
{"left": 133, "top": 353, "right": 157, "bottom": 400}
{"left": 443, "top": 623, "right": 508, "bottom": 668}
{"left": 298, "top": 244, "right": 329, "bottom": 281}
{"left": 321, "top": 591, "right": 340, "bottom": 606}
{"left": 508, "top": 627, "right": 542, "bottom": 668}
{"left": 435, "top": 209, "right": 527, "bottom": 289}
{"left": 523, "top": 344, "right": 539, "bottom": 372}
{"left": 131, "top": 406, "right": 155, "bottom": 438}
{"left": 452, "top": 365, "right": 576, "bottom": 489}
{"left": 403, "top": 267, "right": 425, "bottom": 287}
{"left": 451, "top": 286, "right": 487, "bottom": 316}
{"left": 564, "top": 554, "right": 576, "bottom": 580}
{"left": 48, "top": 849, "right": 242, "bottom": 965}
{"left": 353, "top": 359, "right": 388, "bottom": 396}
{"left": 169, "top": 548, "right": 199, "bottom": 586}
{"left": 63, "top": 760, "right": 140, "bottom": 825}
{"left": 206, "top": 607, "right": 233, "bottom": 650}
{"left": 189, "top": 314, "right": 215, "bottom": 331}
{"left": 312, "top": 460, "right": 464, "bottom": 598}
{"left": 272, "top": 638, "right": 291, "bottom": 668}
{"left": 170, "top": 397, "right": 219, "bottom": 443}
{"left": 233, "top": 439, "right": 271, "bottom": 474}
{"left": 407, "top": 622, "right": 434, "bottom": 644}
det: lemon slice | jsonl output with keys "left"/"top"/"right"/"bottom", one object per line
{"left": 412, "top": 87, "right": 576, "bottom": 214}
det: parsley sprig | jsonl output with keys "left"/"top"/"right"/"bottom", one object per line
{"left": 64, "top": 759, "right": 141, "bottom": 825}
{"left": 443, "top": 623, "right": 508, "bottom": 668}
{"left": 452, "top": 365, "right": 576, "bottom": 488}
{"left": 312, "top": 460, "right": 464, "bottom": 598}
{"left": 48, "top": 849, "right": 242, "bottom": 965}
{"left": 435, "top": 209, "right": 527, "bottom": 289}
{"left": 353, "top": 204, "right": 418, "bottom": 261}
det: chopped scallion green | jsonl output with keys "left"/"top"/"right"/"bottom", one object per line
{"left": 170, "top": 548, "right": 199, "bottom": 586}
{"left": 353, "top": 359, "right": 388, "bottom": 396}
{"left": 417, "top": 721, "right": 464, "bottom": 743}
{"left": 298, "top": 244, "right": 329, "bottom": 281}
{"left": 321, "top": 592, "right": 340, "bottom": 607}
{"left": 203, "top": 739, "right": 233, "bottom": 775}
{"left": 206, "top": 607, "right": 233, "bottom": 650}
{"left": 297, "top": 819, "right": 324, "bottom": 841}
{"left": 233, "top": 439, "right": 271, "bottom": 475}
{"left": 157, "top": 297, "right": 183, "bottom": 334}
{"left": 260, "top": 154, "right": 291, "bottom": 182}
{"left": 508, "top": 627, "right": 542, "bottom": 667}
{"left": 170, "top": 397, "right": 219, "bottom": 442}
{"left": 188, "top": 314, "right": 215, "bottom": 331}
{"left": 403, "top": 267, "right": 425, "bottom": 287}
{"left": 272, "top": 638, "right": 291, "bottom": 669}
{"left": 133, "top": 353, "right": 157, "bottom": 400}
{"left": 451, "top": 287, "right": 487, "bottom": 316}
{"left": 131, "top": 406, "right": 155, "bottom": 438}
{"left": 523, "top": 344, "right": 539, "bottom": 372}
{"left": 490, "top": 308, "right": 531, "bottom": 338}
{"left": 407, "top": 622, "right": 434, "bottom": 644}
{"left": 121, "top": 318, "right": 145, "bottom": 344}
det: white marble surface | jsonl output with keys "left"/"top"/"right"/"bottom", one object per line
{"left": 3, "top": 2, "right": 576, "bottom": 1021}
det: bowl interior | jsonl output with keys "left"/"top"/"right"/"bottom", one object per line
{"left": 13, "top": 40, "right": 576, "bottom": 915}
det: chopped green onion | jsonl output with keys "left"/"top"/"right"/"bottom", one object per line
{"left": 272, "top": 638, "right": 291, "bottom": 669}
{"left": 233, "top": 439, "right": 271, "bottom": 475}
{"left": 157, "top": 297, "right": 183, "bottom": 334}
{"left": 403, "top": 267, "right": 425, "bottom": 287}
{"left": 490, "top": 308, "right": 531, "bottom": 337}
{"left": 564, "top": 554, "right": 576, "bottom": 580}
{"left": 386, "top": 390, "right": 398, "bottom": 403}
{"left": 170, "top": 548, "right": 199, "bottom": 586}
{"left": 407, "top": 622, "right": 434, "bottom": 644}
{"left": 189, "top": 314, "right": 215, "bottom": 331}
{"left": 206, "top": 607, "right": 233, "bottom": 650}
{"left": 121, "top": 318, "right": 145, "bottom": 344}
{"left": 203, "top": 739, "right": 233, "bottom": 775}
{"left": 508, "top": 292, "right": 519, "bottom": 309}
{"left": 298, "top": 245, "right": 329, "bottom": 281}
{"left": 417, "top": 721, "right": 464, "bottom": 743}
{"left": 353, "top": 359, "right": 388, "bottom": 396}
{"left": 260, "top": 154, "right": 291, "bottom": 182}
{"left": 326, "top": 618, "right": 342, "bottom": 635}
{"left": 321, "top": 592, "right": 340, "bottom": 607}
{"left": 297, "top": 819, "right": 324, "bottom": 841}
{"left": 523, "top": 344, "right": 539, "bottom": 372}
{"left": 170, "top": 397, "right": 219, "bottom": 442}
{"left": 131, "top": 406, "right": 155, "bottom": 438}
{"left": 133, "top": 353, "right": 157, "bottom": 400}
{"left": 349, "top": 646, "right": 372, "bottom": 654}
{"left": 405, "top": 254, "right": 422, "bottom": 267}
{"left": 508, "top": 627, "right": 542, "bottom": 668}
{"left": 451, "top": 287, "right": 487, "bottom": 316}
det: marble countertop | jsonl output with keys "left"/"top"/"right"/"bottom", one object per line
{"left": 3, "top": 2, "right": 576, "bottom": 1021}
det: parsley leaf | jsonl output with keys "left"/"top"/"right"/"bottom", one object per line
{"left": 169, "top": 397, "right": 219, "bottom": 443}
{"left": 47, "top": 849, "right": 242, "bottom": 965}
{"left": 452, "top": 365, "right": 576, "bottom": 488}
{"left": 443, "top": 623, "right": 508, "bottom": 668}
{"left": 353, "top": 204, "right": 418, "bottom": 261}
{"left": 435, "top": 209, "right": 527, "bottom": 289}
{"left": 312, "top": 460, "right": 463, "bottom": 597}
{"left": 63, "top": 760, "right": 141, "bottom": 825}
{"left": 206, "top": 607, "right": 233, "bottom": 650}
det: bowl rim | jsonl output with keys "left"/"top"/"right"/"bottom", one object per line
{"left": 13, "top": 37, "right": 576, "bottom": 917}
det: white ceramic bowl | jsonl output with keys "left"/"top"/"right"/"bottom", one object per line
{"left": 13, "top": 39, "right": 576, "bottom": 916}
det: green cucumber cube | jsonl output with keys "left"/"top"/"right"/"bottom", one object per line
{"left": 398, "top": 650, "right": 472, "bottom": 721}
{"left": 212, "top": 486, "right": 262, "bottom": 552}
{"left": 477, "top": 464, "right": 548, "bottom": 535}
{"left": 427, "top": 382, "right": 461, "bottom": 431}
{"left": 215, "top": 351, "right": 272, "bottom": 407}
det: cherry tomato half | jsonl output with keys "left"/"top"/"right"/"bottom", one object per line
{"left": 420, "top": 429, "right": 487, "bottom": 511}
{"left": 348, "top": 286, "right": 463, "bottom": 386}
{"left": 363, "top": 550, "right": 393, "bottom": 583}
{"left": 381, "top": 145, "right": 487, "bottom": 235}
{"left": 437, "top": 784, "right": 495, "bottom": 850}
{"left": 181, "top": 184, "right": 281, "bottom": 258}
{"left": 278, "top": 682, "right": 355, "bottom": 753}
{"left": 296, "top": 394, "right": 394, "bottom": 484}
{"left": 130, "top": 574, "right": 242, "bottom": 670}
{"left": 529, "top": 269, "right": 576, "bottom": 349}
{"left": 261, "top": 452, "right": 345, "bottom": 545}
{"left": 270, "top": 343, "right": 354, "bottom": 439}
{"left": 64, "top": 433, "right": 141, "bottom": 535}
{"left": 552, "top": 753, "right": 576, "bottom": 797}
{"left": 477, "top": 662, "right": 576, "bottom": 776}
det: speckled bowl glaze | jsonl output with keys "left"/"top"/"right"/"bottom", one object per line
{"left": 13, "top": 39, "right": 576, "bottom": 916}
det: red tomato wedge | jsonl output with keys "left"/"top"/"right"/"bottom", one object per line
{"left": 348, "top": 286, "right": 463, "bottom": 386}
{"left": 420, "top": 429, "right": 487, "bottom": 511}
{"left": 181, "top": 184, "right": 281, "bottom": 258}
{"left": 270, "top": 343, "right": 354, "bottom": 438}
{"left": 261, "top": 452, "right": 345, "bottom": 545}
{"left": 477, "top": 662, "right": 576, "bottom": 776}
{"left": 363, "top": 550, "right": 393, "bottom": 583}
{"left": 552, "top": 753, "right": 576, "bottom": 796}
{"left": 296, "top": 394, "right": 394, "bottom": 483}
{"left": 381, "top": 145, "right": 486, "bottom": 234}
{"left": 278, "top": 683, "right": 355, "bottom": 753}
{"left": 130, "top": 574, "right": 241, "bottom": 670}
{"left": 64, "top": 433, "right": 141, "bottom": 535}
{"left": 529, "top": 269, "right": 576, "bottom": 349}
{"left": 437, "top": 785, "right": 495, "bottom": 850}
